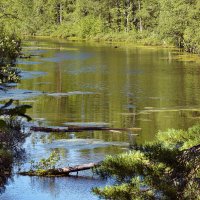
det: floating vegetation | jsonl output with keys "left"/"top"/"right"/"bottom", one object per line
{"left": 48, "top": 91, "right": 95, "bottom": 97}
{"left": 173, "top": 54, "right": 200, "bottom": 63}
{"left": 63, "top": 122, "right": 109, "bottom": 127}
{"left": 23, "top": 46, "right": 79, "bottom": 51}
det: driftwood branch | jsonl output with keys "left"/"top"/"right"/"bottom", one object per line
{"left": 19, "top": 162, "right": 100, "bottom": 177}
{"left": 30, "top": 126, "right": 141, "bottom": 133}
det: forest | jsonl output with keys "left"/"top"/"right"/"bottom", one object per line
{"left": 1, "top": 0, "right": 200, "bottom": 200}
{"left": 1, "top": 0, "right": 200, "bottom": 53}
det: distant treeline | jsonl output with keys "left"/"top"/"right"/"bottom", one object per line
{"left": 1, "top": 0, "right": 200, "bottom": 53}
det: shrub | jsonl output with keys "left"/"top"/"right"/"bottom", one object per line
{"left": 93, "top": 125, "right": 200, "bottom": 200}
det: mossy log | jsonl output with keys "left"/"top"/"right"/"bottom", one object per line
{"left": 19, "top": 162, "right": 100, "bottom": 177}
{"left": 30, "top": 126, "right": 141, "bottom": 133}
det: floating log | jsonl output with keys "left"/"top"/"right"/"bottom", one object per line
{"left": 19, "top": 54, "right": 41, "bottom": 59}
{"left": 30, "top": 126, "right": 141, "bottom": 133}
{"left": 19, "top": 162, "right": 100, "bottom": 177}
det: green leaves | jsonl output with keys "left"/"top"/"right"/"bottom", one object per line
{"left": 0, "top": 0, "right": 199, "bottom": 53}
{"left": 30, "top": 151, "right": 61, "bottom": 173}
{"left": 94, "top": 125, "right": 200, "bottom": 199}
{"left": 0, "top": 119, "right": 7, "bottom": 128}
{"left": 0, "top": 100, "right": 32, "bottom": 121}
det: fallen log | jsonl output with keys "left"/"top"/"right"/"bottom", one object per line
{"left": 19, "top": 54, "right": 41, "bottom": 59}
{"left": 30, "top": 126, "right": 141, "bottom": 133}
{"left": 19, "top": 162, "right": 100, "bottom": 177}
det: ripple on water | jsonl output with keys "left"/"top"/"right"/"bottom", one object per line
{"left": 0, "top": 175, "right": 105, "bottom": 200}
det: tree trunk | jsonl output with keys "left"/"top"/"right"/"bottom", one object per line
{"left": 30, "top": 126, "right": 141, "bottom": 133}
{"left": 138, "top": 0, "right": 143, "bottom": 32}
{"left": 57, "top": 3, "right": 62, "bottom": 24}
{"left": 124, "top": 0, "right": 130, "bottom": 32}
{"left": 59, "top": 3, "right": 62, "bottom": 24}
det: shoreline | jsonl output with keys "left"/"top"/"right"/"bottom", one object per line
{"left": 23, "top": 35, "right": 200, "bottom": 63}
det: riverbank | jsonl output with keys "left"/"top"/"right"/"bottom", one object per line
{"left": 24, "top": 35, "right": 200, "bottom": 64}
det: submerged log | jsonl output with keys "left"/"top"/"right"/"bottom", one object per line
{"left": 19, "top": 162, "right": 100, "bottom": 177}
{"left": 30, "top": 126, "right": 141, "bottom": 133}
{"left": 19, "top": 54, "right": 41, "bottom": 59}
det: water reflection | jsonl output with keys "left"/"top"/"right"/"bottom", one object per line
{"left": 1, "top": 38, "right": 200, "bottom": 199}
{"left": 1, "top": 175, "right": 106, "bottom": 200}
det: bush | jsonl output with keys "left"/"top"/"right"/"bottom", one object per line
{"left": 76, "top": 15, "right": 104, "bottom": 39}
{"left": 0, "top": 31, "right": 21, "bottom": 65}
{"left": 93, "top": 125, "right": 200, "bottom": 200}
{"left": 0, "top": 30, "right": 21, "bottom": 85}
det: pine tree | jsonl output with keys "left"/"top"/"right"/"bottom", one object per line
{"left": 93, "top": 125, "right": 200, "bottom": 200}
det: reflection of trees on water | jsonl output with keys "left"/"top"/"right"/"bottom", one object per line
{"left": 28, "top": 175, "right": 106, "bottom": 199}
{"left": 0, "top": 122, "right": 29, "bottom": 194}
{"left": 0, "top": 33, "right": 30, "bottom": 194}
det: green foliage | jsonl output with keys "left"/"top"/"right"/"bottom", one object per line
{"left": 76, "top": 15, "right": 104, "bottom": 38}
{"left": 93, "top": 125, "right": 200, "bottom": 200}
{"left": 158, "top": 0, "right": 200, "bottom": 52}
{"left": 0, "top": 27, "right": 31, "bottom": 192}
{"left": 29, "top": 151, "right": 61, "bottom": 175}
{"left": 0, "top": 29, "right": 21, "bottom": 86}
{"left": 0, "top": 31, "right": 21, "bottom": 64}
{"left": 157, "top": 125, "right": 200, "bottom": 150}
{"left": 1, "top": 0, "right": 200, "bottom": 53}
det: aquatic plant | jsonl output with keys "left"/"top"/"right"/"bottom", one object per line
{"left": 29, "top": 151, "right": 61, "bottom": 176}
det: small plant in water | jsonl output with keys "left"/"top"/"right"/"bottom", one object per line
{"left": 30, "top": 151, "right": 61, "bottom": 172}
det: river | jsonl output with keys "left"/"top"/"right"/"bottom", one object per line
{"left": 1, "top": 38, "right": 200, "bottom": 200}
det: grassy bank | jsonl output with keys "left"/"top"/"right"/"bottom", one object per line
{"left": 24, "top": 34, "right": 200, "bottom": 64}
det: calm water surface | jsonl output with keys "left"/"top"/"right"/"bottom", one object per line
{"left": 1, "top": 38, "right": 200, "bottom": 200}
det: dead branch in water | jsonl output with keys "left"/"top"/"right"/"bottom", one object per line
{"left": 30, "top": 126, "right": 141, "bottom": 133}
{"left": 19, "top": 162, "right": 101, "bottom": 177}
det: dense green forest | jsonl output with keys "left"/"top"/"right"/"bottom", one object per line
{"left": 1, "top": 0, "right": 200, "bottom": 53}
